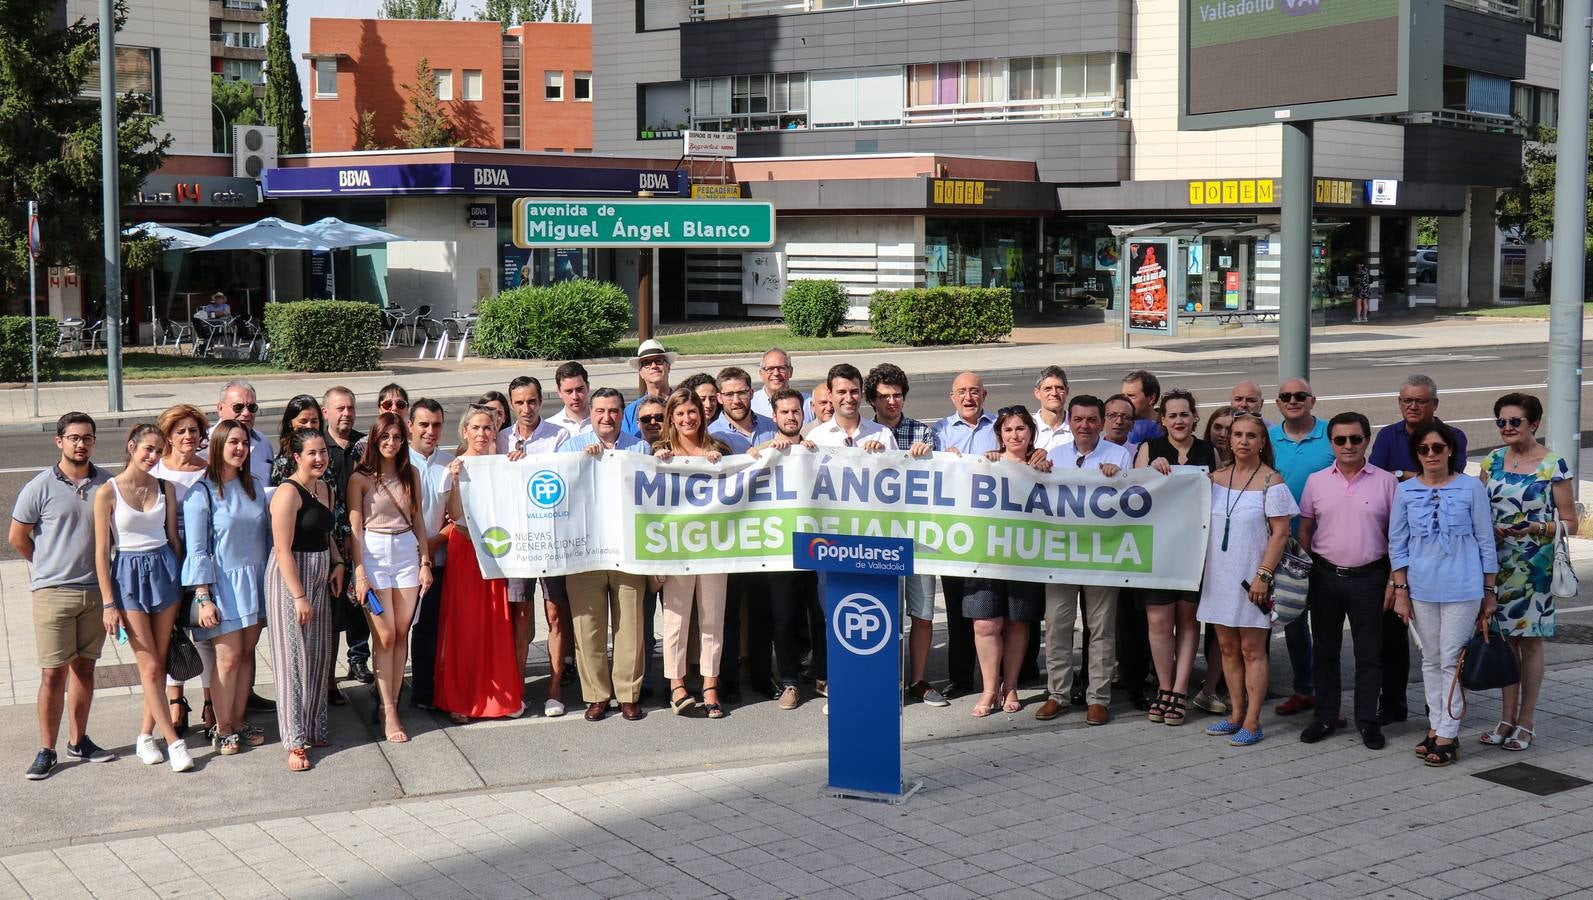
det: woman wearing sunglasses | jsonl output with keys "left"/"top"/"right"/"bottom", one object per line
{"left": 1478, "top": 393, "right": 1575, "bottom": 753}
{"left": 1388, "top": 421, "right": 1498, "bottom": 767}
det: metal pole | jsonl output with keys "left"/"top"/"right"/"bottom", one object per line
{"left": 27, "top": 201, "right": 39, "bottom": 418}
{"left": 212, "top": 103, "right": 229, "bottom": 154}
{"left": 1547, "top": 4, "right": 1590, "bottom": 487}
{"left": 98, "top": 0, "right": 123, "bottom": 412}
{"left": 1278, "top": 120, "right": 1314, "bottom": 382}
{"left": 637, "top": 248, "right": 654, "bottom": 343}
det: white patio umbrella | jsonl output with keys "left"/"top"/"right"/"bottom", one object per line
{"left": 192, "top": 216, "right": 322, "bottom": 303}
{"left": 301, "top": 217, "right": 404, "bottom": 300}
{"left": 123, "top": 222, "right": 211, "bottom": 335}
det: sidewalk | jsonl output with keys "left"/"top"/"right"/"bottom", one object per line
{"left": 0, "top": 316, "right": 1552, "bottom": 429}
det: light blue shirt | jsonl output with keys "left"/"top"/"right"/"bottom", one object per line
{"left": 1269, "top": 417, "right": 1335, "bottom": 502}
{"left": 1388, "top": 474, "right": 1499, "bottom": 603}
{"left": 408, "top": 446, "right": 454, "bottom": 566}
{"left": 752, "top": 389, "right": 813, "bottom": 423}
{"left": 932, "top": 412, "right": 998, "bottom": 455}
{"left": 560, "top": 431, "right": 651, "bottom": 455}
{"left": 708, "top": 412, "right": 777, "bottom": 454}
{"left": 180, "top": 475, "right": 269, "bottom": 640}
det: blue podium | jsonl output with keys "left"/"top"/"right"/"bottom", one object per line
{"left": 793, "top": 532, "right": 921, "bottom": 803}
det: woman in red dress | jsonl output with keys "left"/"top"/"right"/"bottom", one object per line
{"left": 434, "top": 407, "right": 524, "bottom": 721}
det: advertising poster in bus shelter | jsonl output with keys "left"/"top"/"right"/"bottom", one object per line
{"left": 1126, "top": 240, "right": 1173, "bottom": 334}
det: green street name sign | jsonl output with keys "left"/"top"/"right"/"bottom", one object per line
{"left": 511, "top": 198, "right": 776, "bottom": 248}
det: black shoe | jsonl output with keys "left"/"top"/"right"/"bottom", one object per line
{"left": 245, "top": 691, "right": 277, "bottom": 712}
{"left": 1128, "top": 690, "right": 1150, "bottom": 712}
{"left": 1376, "top": 707, "right": 1408, "bottom": 726}
{"left": 1299, "top": 721, "right": 1336, "bottom": 743}
{"left": 349, "top": 660, "right": 375, "bottom": 685}
{"left": 25, "top": 748, "right": 57, "bottom": 781}
{"left": 65, "top": 736, "right": 115, "bottom": 763}
{"left": 560, "top": 666, "right": 577, "bottom": 687}
{"left": 327, "top": 687, "right": 347, "bottom": 707}
{"left": 947, "top": 682, "right": 977, "bottom": 699}
{"left": 1359, "top": 724, "right": 1386, "bottom": 750}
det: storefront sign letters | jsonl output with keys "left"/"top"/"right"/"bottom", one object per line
{"left": 684, "top": 131, "right": 738, "bottom": 158}
{"left": 1187, "top": 179, "right": 1274, "bottom": 206}
{"left": 264, "top": 163, "right": 690, "bottom": 198}
{"left": 132, "top": 175, "right": 258, "bottom": 207}
{"left": 1314, "top": 178, "right": 1357, "bottom": 206}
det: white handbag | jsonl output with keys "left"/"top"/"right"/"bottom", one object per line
{"left": 1551, "top": 520, "right": 1578, "bottom": 600}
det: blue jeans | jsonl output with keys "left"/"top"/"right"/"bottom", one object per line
{"left": 1284, "top": 613, "right": 1314, "bottom": 696}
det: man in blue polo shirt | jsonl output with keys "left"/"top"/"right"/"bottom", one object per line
{"left": 1369, "top": 373, "right": 1468, "bottom": 481}
{"left": 1268, "top": 377, "right": 1336, "bottom": 720}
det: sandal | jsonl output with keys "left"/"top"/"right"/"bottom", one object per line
{"left": 972, "top": 692, "right": 998, "bottom": 718}
{"left": 216, "top": 731, "right": 241, "bottom": 756}
{"left": 703, "top": 689, "right": 726, "bottom": 720}
{"left": 383, "top": 705, "right": 409, "bottom": 743}
{"left": 1423, "top": 739, "right": 1460, "bottom": 767}
{"left": 1502, "top": 726, "right": 1535, "bottom": 752}
{"left": 241, "top": 723, "right": 265, "bottom": 747}
{"left": 169, "top": 696, "right": 191, "bottom": 735}
{"left": 200, "top": 699, "right": 216, "bottom": 733}
{"left": 1415, "top": 734, "right": 1438, "bottom": 758}
{"left": 669, "top": 686, "right": 697, "bottom": 716}
{"left": 1147, "top": 690, "right": 1171, "bottom": 724}
{"left": 287, "top": 748, "right": 312, "bottom": 772}
{"left": 1162, "top": 692, "right": 1188, "bottom": 726}
{"left": 1002, "top": 690, "right": 1022, "bottom": 714}
{"left": 1480, "top": 720, "right": 1517, "bottom": 746}
{"left": 448, "top": 712, "right": 470, "bottom": 725}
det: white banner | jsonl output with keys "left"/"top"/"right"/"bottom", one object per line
{"left": 459, "top": 448, "right": 1211, "bottom": 590}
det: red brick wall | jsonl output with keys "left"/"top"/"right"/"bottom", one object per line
{"left": 513, "top": 23, "right": 593, "bottom": 153}
{"left": 308, "top": 19, "right": 506, "bottom": 153}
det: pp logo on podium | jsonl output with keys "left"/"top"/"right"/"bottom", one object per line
{"left": 833, "top": 593, "right": 892, "bottom": 656}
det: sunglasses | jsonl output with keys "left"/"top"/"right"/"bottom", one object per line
{"left": 1277, "top": 392, "right": 1312, "bottom": 403}
{"left": 381, "top": 399, "right": 409, "bottom": 411}
{"left": 1332, "top": 434, "right": 1365, "bottom": 446}
{"left": 229, "top": 402, "right": 259, "bottom": 415}
{"left": 1416, "top": 442, "right": 1449, "bottom": 456}
{"left": 997, "top": 405, "right": 1029, "bottom": 417}
{"left": 1496, "top": 417, "right": 1526, "bottom": 429}
{"left": 638, "top": 414, "right": 664, "bottom": 425}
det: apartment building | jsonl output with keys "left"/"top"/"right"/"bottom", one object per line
{"left": 595, "top": 0, "right": 1556, "bottom": 319}
{"left": 211, "top": 0, "right": 269, "bottom": 91}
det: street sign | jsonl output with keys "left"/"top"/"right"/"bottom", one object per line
{"left": 26, "top": 210, "right": 40, "bottom": 259}
{"left": 793, "top": 532, "right": 919, "bottom": 803}
{"left": 511, "top": 198, "right": 775, "bottom": 249}
{"left": 684, "top": 130, "right": 737, "bottom": 158}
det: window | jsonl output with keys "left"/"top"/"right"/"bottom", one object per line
{"left": 219, "top": 27, "right": 260, "bottom": 48}
{"left": 462, "top": 69, "right": 483, "bottom": 101}
{"left": 84, "top": 46, "right": 160, "bottom": 113}
{"left": 435, "top": 69, "right": 453, "bottom": 101}
{"left": 640, "top": 0, "right": 690, "bottom": 30}
{"left": 810, "top": 71, "right": 858, "bottom": 128}
{"left": 221, "top": 59, "right": 262, "bottom": 86}
{"left": 544, "top": 71, "right": 564, "bottom": 100}
{"left": 574, "top": 71, "right": 592, "bottom": 101}
{"left": 313, "top": 59, "right": 337, "bottom": 98}
{"left": 855, "top": 67, "right": 904, "bottom": 126}
{"left": 639, "top": 81, "right": 691, "bottom": 138}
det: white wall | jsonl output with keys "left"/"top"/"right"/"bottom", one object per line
{"left": 1314, "top": 121, "right": 1403, "bottom": 179}
{"left": 382, "top": 197, "right": 499, "bottom": 315}
{"left": 70, "top": 0, "right": 213, "bottom": 155}
{"left": 773, "top": 215, "right": 921, "bottom": 320}
{"left": 1522, "top": 35, "right": 1562, "bottom": 90}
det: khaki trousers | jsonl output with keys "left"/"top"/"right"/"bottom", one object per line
{"left": 566, "top": 570, "right": 648, "bottom": 704}
{"left": 661, "top": 574, "right": 728, "bottom": 680}
{"left": 1044, "top": 583, "right": 1119, "bottom": 707}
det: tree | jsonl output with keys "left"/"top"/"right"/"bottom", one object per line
{"left": 478, "top": 0, "right": 581, "bottom": 29}
{"left": 1498, "top": 87, "right": 1593, "bottom": 245}
{"left": 393, "top": 57, "right": 459, "bottom": 149}
{"left": 211, "top": 73, "right": 263, "bottom": 153}
{"left": 352, "top": 108, "right": 381, "bottom": 151}
{"left": 262, "top": 0, "right": 307, "bottom": 154}
{"left": 380, "top": 0, "right": 458, "bottom": 17}
{"left": 0, "top": 0, "right": 170, "bottom": 295}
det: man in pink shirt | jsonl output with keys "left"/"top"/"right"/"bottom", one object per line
{"left": 1296, "top": 411, "right": 1398, "bottom": 750}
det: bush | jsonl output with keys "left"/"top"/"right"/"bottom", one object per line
{"left": 781, "top": 279, "right": 849, "bottom": 337}
{"left": 474, "top": 279, "right": 632, "bottom": 359}
{"left": 262, "top": 300, "right": 382, "bottom": 372}
{"left": 0, "top": 316, "right": 61, "bottom": 382}
{"left": 868, "top": 287, "right": 1013, "bottom": 346}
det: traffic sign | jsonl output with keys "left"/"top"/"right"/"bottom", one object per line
{"left": 27, "top": 209, "right": 40, "bottom": 259}
{"left": 511, "top": 198, "right": 775, "bottom": 249}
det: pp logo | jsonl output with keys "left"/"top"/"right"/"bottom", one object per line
{"left": 832, "top": 592, "right": 892, "bottom": 656}
{"left": 480, "top": 527, "right": 513, "bottom": 559}
{"left": 526, "top": 470, "right": 566, "bottom": 509}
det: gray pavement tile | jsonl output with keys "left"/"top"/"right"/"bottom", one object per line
{"left": 1430, "top": 866, "right": 1502, "bottom": 892}
{"left": 911, "top": 883, "right": 981, "bottom": 900}
{"left": 1209, "top": 875, "right": 1281, "bottom": 899}
{"left": 882, "top": 865, "right": 947, "bottom": 892}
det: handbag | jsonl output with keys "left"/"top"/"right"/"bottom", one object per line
{"left": 1268, "top": 538, "right": 1312, "bottom": 627}
{"left": 1551, "top": 520, "right": 1578, "bottom": 599}
{"left": 1447, "top": 624, "right": 1521, "bottom": 720}
{"left": 166, "top": 624, "right": 204, "bottom": 682}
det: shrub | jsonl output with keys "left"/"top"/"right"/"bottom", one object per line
{"left": 0, "top": 316, "right": 61, "bottom": 382}
{"left": 781, "top": 279, "right": 849, "bottom": 337}
{"left": 868, "top": 287, "right": 1013, "bottom": 346}
{"left": 262, "top": 300, "right": 382, "bottom": 372}
{"left": 474, "top": 279, "right": 632, "bottom": 359}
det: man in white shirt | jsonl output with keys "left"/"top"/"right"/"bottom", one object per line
{"left": 499, "top": 375, "right": 569, "bottom": 457}
{"left": 1037, "top": 395, "right": 1129, "bottom": 727}
{"left": 405, "top": 399, "right": 453, "bottom": 710}
{"left": 751, "top": 347, "right": 811, "bottom": 421}
{"left": 546, "top": 361, "right": 593, "bottom": 437}
{"left": 805, "top": 364, "right": 896, "bottom": 450}
{"left": 1032, "top": 365, "right": 1073, "bottom": 452}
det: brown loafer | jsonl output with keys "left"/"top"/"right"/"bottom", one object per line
{"left": 583, "top": 701, "right": 607, "bottom": 722}
{"left": 619, "top": 702, "right": 645, "bottom": 721}
{"left": 1034, "top": 697, "right": 1068, "bottom": 721}
{"left": 1087, "top": 704, "right": 1110, "bottom": 726}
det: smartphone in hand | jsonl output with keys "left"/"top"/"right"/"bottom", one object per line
{"left": 1240, "top": 579, "right": 1274, "bottom": 614}
{"left": 364, "top": 589, "right": 385, "bottom": 616}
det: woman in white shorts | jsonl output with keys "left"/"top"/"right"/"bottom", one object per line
{"left": 347, "top": 411, "right": 432, "bottom": 743}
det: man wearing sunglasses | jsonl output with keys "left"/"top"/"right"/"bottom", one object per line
{"left": 1267, "top": 377, "right": 1335, "bottom": 718}
{"left": 215, "top": 379, "right": 274, "bottom": 483}
{"left": 1296, "top": 412, "right": 1398, "bottom": 749}
{"left": 623, "top": 340, "right": 675, "bottom": 438}
{"left": 1369, "top": 374, "right": 1468, "bottom": 483}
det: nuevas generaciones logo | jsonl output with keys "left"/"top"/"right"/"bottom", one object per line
{"left": 481, "top": 527, "right": 513, "bottom": 559}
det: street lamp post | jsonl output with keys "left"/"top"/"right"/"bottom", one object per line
{"left": 213, "top": 102, "right": 229, "bottom": 154}
{"left": 99, "top": 0, "right": 123, "bottom": 412}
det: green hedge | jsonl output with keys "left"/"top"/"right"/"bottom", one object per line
{"left": 0, "top": 317, "right": 61, "bottom": 382}
{"left": 781, "top": 279, "right": 849, "bottom": 337}
{"left": 474, "top": 280, "right": 631, "bottom": 359}
{"left": 262, "top": 300, "right": 382, "bottom": 372}
{"left": 868, "top": 287, "right": 1013, "bottom": 346}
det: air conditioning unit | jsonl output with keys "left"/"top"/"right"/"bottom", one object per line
{"left": 232, "top": 125, "right": 279, "bottom": 179}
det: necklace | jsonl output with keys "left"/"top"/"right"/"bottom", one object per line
{"left": 1220, "top": 464, "right": 1262, "bottom": 552}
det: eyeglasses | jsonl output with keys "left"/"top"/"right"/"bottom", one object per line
{"left": 718, "top": 390, "right": 752, "bottom": 399}
{"left": 638, "top": 414, "right": 664, "bottom": 425}
{"left": 1497, "top": 417, "right": 1525, "bottom": 429}
{"left": 1416, "top": 442, "right": 1449, "bottom": 456}
{"left": 1399, "top": 397, "right": 1433, "bottom": 407}
{"left": 952, "top": 388, "right": 983, "bottom": 398}
{"left": 760, "top": 364, "right": 792, "bottom": 374}
{"left": 229, "top": 402, "right": 259, "bottom": 415}
{"left": 1331, "top": 434, "right": 1366, "bottom": 446}
{"left": 380, "top": 399, "right": 409, "bottom": 411}
{"left": 1105, "top": 412, "right": 1133, "bottom": 421}
{"left": 60, "top": 434, "right": 96, "bottom": 445}
{"left": 997, "top": 405, "right": 1029, "bottom": 417}
{"left": 874, "top": 391, "right": 905, "bottom": 403}
{"left": 843, "top": 435, "right": 855, "bottom": 447}
{"left": 1277, "top": 392, "right": 1312, "bottom": 403}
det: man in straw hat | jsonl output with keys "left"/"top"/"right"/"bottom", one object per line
{"left": 623, "top": 339, "right": 677, "bottom": 438}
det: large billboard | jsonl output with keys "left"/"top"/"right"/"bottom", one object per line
{"left": 1180, "top": 0, "right": 1441, "bottom": 130}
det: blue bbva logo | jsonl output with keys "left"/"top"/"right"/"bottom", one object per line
{"left": 526, "top": 470, "right": 566, "bottom": 509}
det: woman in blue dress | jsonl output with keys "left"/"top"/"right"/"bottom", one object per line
{"left": 182, "top": 419, "right": 271, "bottom": 756}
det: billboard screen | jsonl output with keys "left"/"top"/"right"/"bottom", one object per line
{"left": 1180, "top": 0, "right": 1440, "bottom": 129}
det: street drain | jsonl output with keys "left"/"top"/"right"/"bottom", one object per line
{"left": 1474, "top": 762, "right": 1591, "bottom": 796}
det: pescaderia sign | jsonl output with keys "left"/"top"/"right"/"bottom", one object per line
{"left": 458, "top": 448, "right": 1211, "bottom": 589}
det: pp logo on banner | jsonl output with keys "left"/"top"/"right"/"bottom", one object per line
{"left": 526, "top": 470, "right": 566, "bottom": 509}
{"left": 832, "top": 593, "right": 892, "bottom": 656}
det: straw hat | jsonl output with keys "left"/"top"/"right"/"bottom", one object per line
{"left": 628, "top": 338, "right": 677, "bottom": 369}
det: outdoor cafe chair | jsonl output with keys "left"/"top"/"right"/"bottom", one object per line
{"left": 55, "top": 318, "right": 85, "bottom": 354}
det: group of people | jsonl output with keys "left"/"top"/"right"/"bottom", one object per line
{"left": 11, "top": 341, "right": 1574, "bottom": 778}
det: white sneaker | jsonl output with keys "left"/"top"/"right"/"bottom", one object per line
{"left": 135, "top": 734, "right": 163, "bottom": 766}
{"left": 167, "top": 740, "right": 194, "bottom": 773}
{"left": 544, "top": 698, "right": 565, "bottom": 718}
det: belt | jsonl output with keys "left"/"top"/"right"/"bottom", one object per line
{"left": 1317, "top": 557, "right": 1389, "bottom": 578}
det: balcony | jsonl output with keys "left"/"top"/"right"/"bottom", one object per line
{"left": 903, "top": 95, "right": 1124, "bottom": 126}
{"left": 211, "top": 0, "right": 266, "bottom": 22}
{"left": 1444, "top": 0, "right": 1529, "bottom": 20}
{"left": 689, "top": 0, "right": 931, "bottom": 21}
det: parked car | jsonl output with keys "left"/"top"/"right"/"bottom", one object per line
{"left": 1415, "top": 249, "right": 1437, "bottom": 283}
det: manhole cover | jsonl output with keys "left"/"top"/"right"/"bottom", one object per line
{"left": 1474, "top": 763, "right": 1591, "bottom": 796}
{"left": 1548, "top": 624, "right": 1593, "bottom": 645}
{"left": 94, "top": 663, "right": 142, "bottom": 689}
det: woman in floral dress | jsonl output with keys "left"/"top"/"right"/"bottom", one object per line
{"left": 1480, "top": 393, "right": 1577, "bottom": 753}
